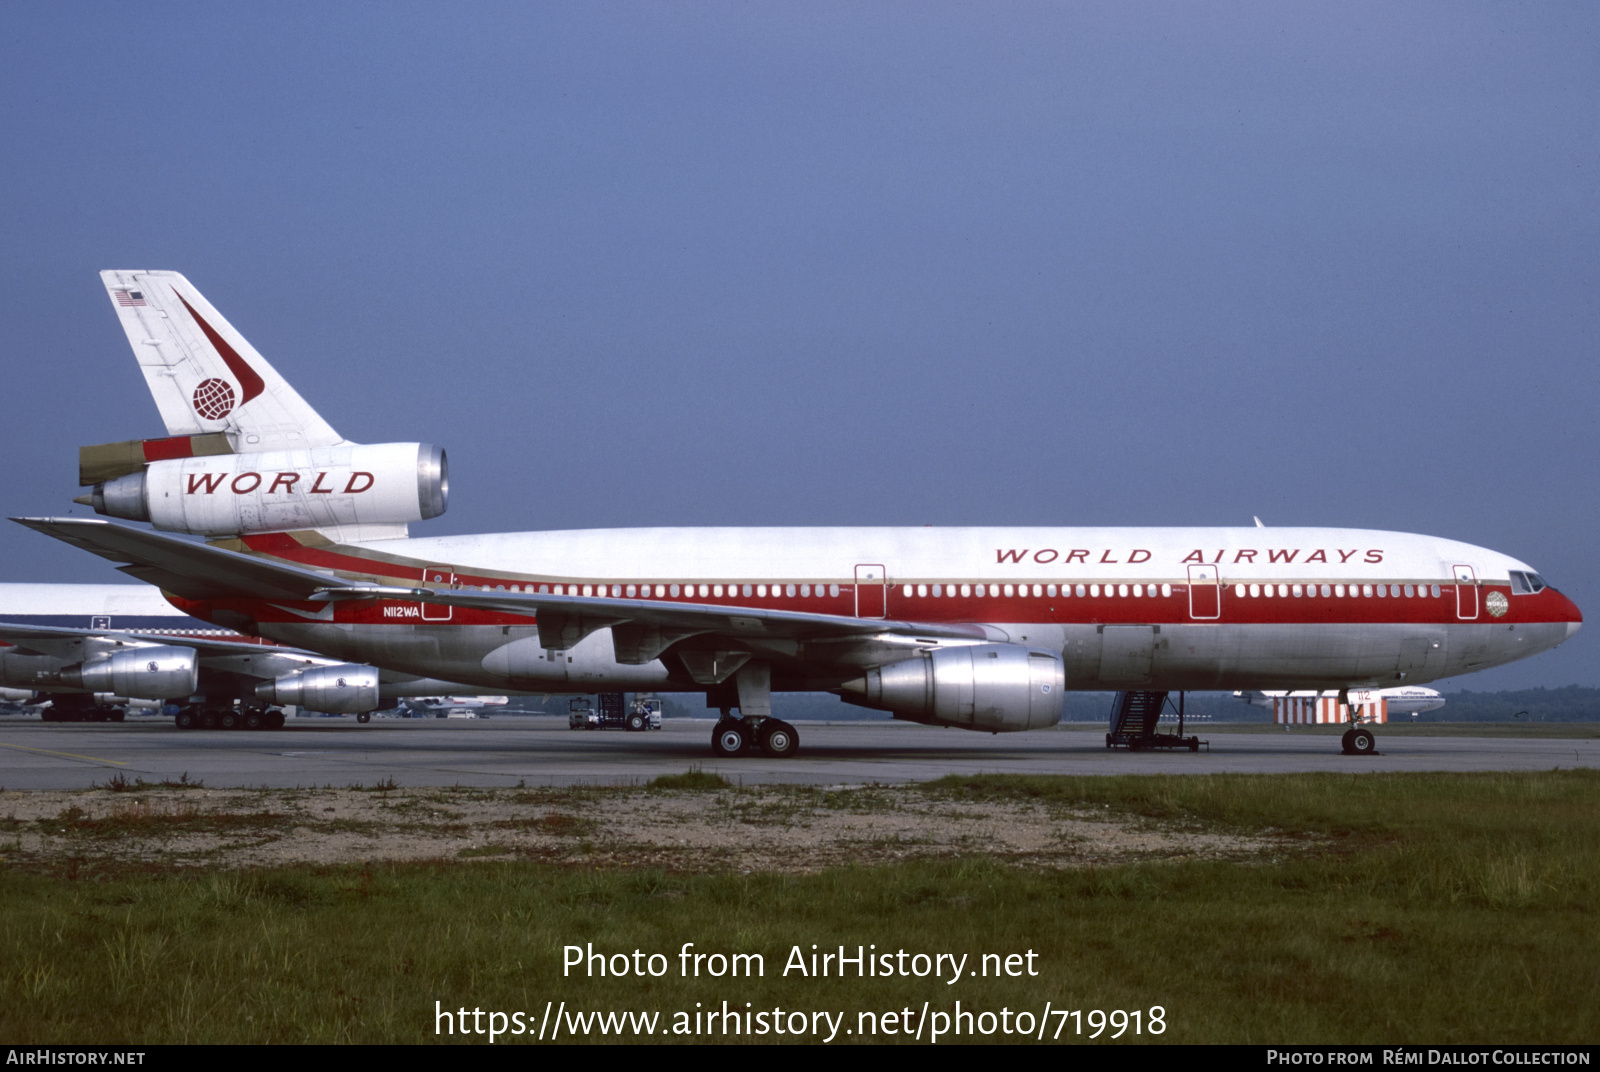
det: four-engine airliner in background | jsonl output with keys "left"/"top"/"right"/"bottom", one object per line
{"left": 15, "top": 270, "right": 1582, "bottom": 757}
{"left": 0, "top": 582, "right": 510, "bottom": 726}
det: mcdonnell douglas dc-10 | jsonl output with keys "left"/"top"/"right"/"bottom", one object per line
{"left": 18, "top": 271, "right": 1581, "bottom": 757}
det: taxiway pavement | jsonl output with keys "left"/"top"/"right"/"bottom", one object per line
{"left": 1, "top": 716, "right": 1596, "bottom": 789}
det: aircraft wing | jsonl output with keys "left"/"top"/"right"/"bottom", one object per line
{"left": 0, "top": 620, "right": 285, "bottom": 659}
{"left": 12, "top": 517, "right": 361, "bottom": 602}
{"left": 15, "top": 517, "right": 996, "bottom": 671}
{"left": 322, "top": 584, "right": 999, "bottom": 671}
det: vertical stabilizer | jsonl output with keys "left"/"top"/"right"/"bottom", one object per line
{"left": 99, "top": 271, "right": 345, "bottom": 450}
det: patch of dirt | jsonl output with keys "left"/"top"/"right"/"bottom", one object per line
{"left": 0, "top": 785, "right": 1292, "bottom": 873}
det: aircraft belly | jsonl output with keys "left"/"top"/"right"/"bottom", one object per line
{"left": 253, "top": 616, "right": 1573, "bottom": 699}
{"left": 1098, "top": 624, "right": 1431, "bottom": 690}
{"left": 1444, "top": 622, "right": 1568, "bottom": 677}
{"left": 481, "top": 626, "right": 671, "bottom": 690}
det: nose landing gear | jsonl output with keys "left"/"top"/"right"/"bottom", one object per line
{"left": 1341, "top": 727, "right": 1377, "bottom": 755}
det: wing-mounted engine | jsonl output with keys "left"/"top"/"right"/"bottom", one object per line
{"left": 255, "top": 663, "right": 381, "bottom": 714}
{"left": 55, "top": 646, "right": 200, "bottom": 700}
{"left": 76, "top": 440, "right": 447, "bottom": 539}
{"left": 838, "top": 643, "right": 1065, "bottom": 732}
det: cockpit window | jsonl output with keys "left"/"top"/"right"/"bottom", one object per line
{"left": 1509, "top": 571, "right": 1548, "bottom": 595}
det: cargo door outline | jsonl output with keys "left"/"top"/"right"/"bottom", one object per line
{"left": 1187, "top": 565, "right": 1221, "bottom": 620}
{"left": 421, "top": 568, "right": 455, "bottom": 621}
{"left": 1100, "top": 625, "right": 1156, "bottom": 685}
{"left": 855, "top": 564, "right": 887, "bottom": 619}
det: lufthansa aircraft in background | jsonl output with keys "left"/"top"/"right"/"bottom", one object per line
{"left": 19, "top": 271, "right": 1581, "bottom": 757}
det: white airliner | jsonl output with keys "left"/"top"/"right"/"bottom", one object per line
{"left": 17, "top": 270, "right": 1582, "bottom": 757}
{"left": 0, "top": 582, "right": 503, "bottom": 726}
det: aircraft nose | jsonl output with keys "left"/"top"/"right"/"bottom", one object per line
{"left": 1555, "top": 590, "right": 1582, "bottom": 637}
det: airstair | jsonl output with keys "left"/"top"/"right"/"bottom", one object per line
{"left": 1106, "top": 690, "right": 1205, "bottom": 752}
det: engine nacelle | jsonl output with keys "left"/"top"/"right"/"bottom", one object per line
{"left": 256, "top": 664, "right": 380, "bottom": 714}
{"left": 61, "top": 646, "right": 199, "bottom": 700}
{"left": 841, "top": 643, "right": 1065, "bottom": 732}
{"left": 82, "top": 442, "right": 447, "bottom": 536}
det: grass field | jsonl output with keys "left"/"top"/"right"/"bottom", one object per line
{"left": 1, "top": 770, "right": 1595, "bottom": 1044}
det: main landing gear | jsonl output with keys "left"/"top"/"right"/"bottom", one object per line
{"left": 711, "top": 713, "right": 800, "bottom": 759}
{"left": 173, "top": 704, "right": 286, "bottom": 731}
{"left": 705, "top": 661, "right": 800, "bottom": 758}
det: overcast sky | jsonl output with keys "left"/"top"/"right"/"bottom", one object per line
{"left": 3, "top": 3, "right": 1595, "bottom": 690}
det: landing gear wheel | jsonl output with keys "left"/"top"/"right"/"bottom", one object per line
{"left": 174, "top": 708, "right": 197, "bottom": 729}
{"left": 219, "top": 710, "right": 242, "bottom": 730}
{"left": 1348, "top": 728, "right": 1376, "bottom": 755}
{"left": 627, "top": 713, "right": 646, "bottom": 732}
{"left": 711, "top": 719, "right": 747, "bottom": 757}
{"left": 199, "top": 710, "right": 220, "bottom": 730}
{"left": 244, "top": 709, "right": 264, "bottom": 731}
{"left": 759, "top": 719, "right": 799, "bottom": 758}
{"left": 357, "top": 712, "right": 371, "bottom": 724}
{"left": 265, "top": 709, "right": 286, "bottom": 730}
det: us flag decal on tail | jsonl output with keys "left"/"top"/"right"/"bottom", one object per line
{"left": 112, "top": 289, "right": 146, "bottom": 307}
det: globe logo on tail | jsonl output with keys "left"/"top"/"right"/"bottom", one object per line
{"left": 192, "top": 377, "right": 236, "bottom": 420}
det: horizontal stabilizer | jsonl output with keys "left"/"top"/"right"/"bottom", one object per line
{"left": 11, "top": 518, "right": 357, "bottom": 602}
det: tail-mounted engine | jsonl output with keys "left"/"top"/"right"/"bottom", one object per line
{"left": 840, "top": 643, "right": 1065, "bottom": 732}
{"left": 255, "top": 664, "right": 380, "bottom": 714}
{"left": 77, "top": 439, "right": 447, "bottom": 537}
